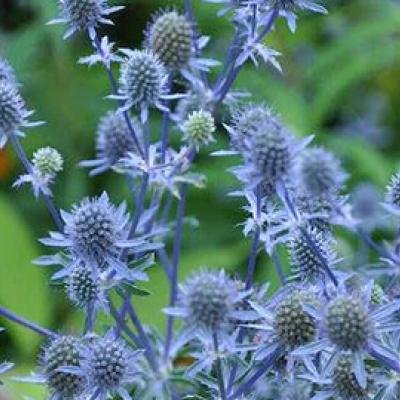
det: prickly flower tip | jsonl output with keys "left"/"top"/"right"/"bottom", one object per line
{"left": 273, "top": 289, "right": 318, "bottom": 347}
{"left": 33, "top": 147, "right": 63, "bottom": 178}
{"left": 80, "top": 111, "right": 142, "bottom": 175}
{"left": 0, "top": 57, "right": 16, "bottom": 85}
{"left": 51, "top": 0, "right": 124, "bottom": 39}
{"left": 119, "top": 49, "right": 168, "bottom": 112}
{"left": 333, "top": 356, "right": 371, "bottom": 399}
{"left": 325, "top": 296, "right": 371, "bottom": 350}
{"left": 172, "top": 270, "right": 244, "bottom": 331}
{"left": 146, "top": 10, "right": 193, "bottom": 70}
{"left": 182, "top": 110, "right": 216, "bottom": 148}
{"left": 289, "top": 227, "right": 337, "bottom": 283}
{"left": 41, "top": 336, "right": 86, "bottom": 398}
{"left": 298, "top": 147, "right": 347, "bottom": 198}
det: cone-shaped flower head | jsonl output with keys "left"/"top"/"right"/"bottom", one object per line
{"left": 289, "top": 227, "right": 337, "bottom": 283}
{"left": 146, "top": 10, "right": 193, "bottom": 70}
{"left": 0, "top": 81, "right": 33, "bottom": 147}
{"left": 273, "top": 289, "right": 318, "bottom": 347}
{"left": 169, "top": 269, "right": 246, "bottom": 332}
{"left": 182, "top": 109, "right": 216, "bottom": 148}
{"left": 333, "top": 356, "right": 371, "bottom": 399}
{"left": 119, "top": 49, "right": 168, "bottom": 111}
{"left": 41, "top": 336, "right": 86, "bottom": 398}
{"left": 32, "top": 147, "right": 64, "bottom": 178}
{"left": 0, "top": 57, "right": 17, "bottom": 85}
{"left": 297, "top": 147, "right": 347, "bottom": 198}
{"left": 51, "top": 0, "right": 124, "bottom": 39}
{"left": 80, "top": 111, "right": 142, "bottom": 175}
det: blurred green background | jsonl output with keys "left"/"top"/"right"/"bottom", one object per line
{"left": 1, "top": 0, "right": 400, "bottom": 397}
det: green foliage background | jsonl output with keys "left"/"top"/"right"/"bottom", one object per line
{"left": 0, "top": 0, "right": 400, "bottom": 397}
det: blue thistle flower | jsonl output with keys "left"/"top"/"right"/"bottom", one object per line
{"left": 49, "top": 0, "right": 124, "bottom": 40}
{"left": 41, "top": 336, "right": 87, "bottom": 399}
{"left": 117, "top": 49, "right": 169, "bottom": 121}
{"left": 39, "top": 192, "right": 154, "bottom": 281}
{"left": 288, "top": 227, "right": 339, "bottom": 284}
{"left": 249, "top": 285, "right": 320, "bottom": 365}
{"left": 226, "top": 105, "right": 311, "bottom": 196}
{"left": 66, "top": 264, "right": 108, "bottom": 311}
{"left": 0, "top": 81, "right": 43, "bottom": 148}
{"left": 145, "top": 10, "right": 194, "bottom": 71}
{"left": 165, "top": 269, "right": 249, "bottom": 332}
{"left": 182, "top": 109, "right": 216, "bottom": 149}
{"left": 14, "top": 147, "right": 63, "bottom": 198}
{"left": 384, "top": 172, "right": 400, "bottom": 216}
{"left": 293, "top": 280, "right": 400, "bottom": 388}
{"left": 296, "top": 146, "right": 347, "bottom": 199}
{"left": 0, "top": 57, "right": 17, "bottom": 86}
{"left": 81, "top": 333, "right": 142, "bottom": 400}
{"left": 0, "top": 362, "right": 13, "bottom": 385}
{"left": 80, "top": 111, "right": 142, "bottom": 176}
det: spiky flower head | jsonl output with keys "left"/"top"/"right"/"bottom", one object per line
{"left": 82, "top": 334, "right": 141, "bottom": 398}
{"left": 325, "top": 296, "right": 371, "bottom": 350}
{"left": 0, "top": 57, "right": 16, "bottom": 85}
{"left": 63, "top": 193, "right": 129, "bottom": 266}
{"left": 385, "top": 172, "right": 400, "bottom": 214}
{"left": 146, "top": 10, "right": 193, "bottom": 70}
{"left": 80, "top": 111, "right": 142, "bottom": 175}
{"left": 172, "top": 269, "right": 245, "bottom": 331}
{"left": 182, "top": 110, "right": 216, "bottom": 148}
{"left": 229, "top": 104, "right": 274, "bottom": 156}
{"left": 333, "top": 356, "right": 371, "bottom": 399}
{"left": 41, "top": 336, "right": 86, "bottom": 398}
{"left": 119, "top": 49, "right": 168, "bottom": 111}
{"left": 297, "top": 147, "right": 347, "bottom": 198}
{"left": 51, "top": 0, "right": 124, "bottom": 39}
{"left": 32, "top": 147, "right": 63, "bottom": 178}
{"left": 0, "top": 81, "right": 32, "bottom": 147}
{"left": 249, "top": 115, "right": 293, "bottom": 194}
{"left": 273, "top": 289, "right": 318, "bottom": 347}
{"left": 289, "top": 227, "right": 337, "bottom": 283}
{"left": 66, "top": 264, "right": 100, "bottom": 308}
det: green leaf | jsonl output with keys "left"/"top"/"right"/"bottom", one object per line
{"left": 0, "top": 195, "right": 51, "bottom": 357}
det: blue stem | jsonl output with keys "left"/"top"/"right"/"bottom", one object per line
{"left": 9, "top": 133, "right": 64, "bottom": 231}
{"left": 0, "top": 305, "right": 57, "bottom": 339}
{"left": 84, "top": 302, "right": 95, "bottom": 334}
{"left": 213, "top": 332, "right": 227, "bottom": 400}
{"left": 215, "top": 8, "right": 279, "bottom": 105}
{"left": 272, "top": 247, "right": 287, "bottom": 285}
{"left": 164, "top": 184, "right": 188, "bottom": 360}
{"left": 126, "top": 302, "right": 159, "bottom": 372}
{"left": 227, "top": 347, "right": 283, "bottom": 400}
